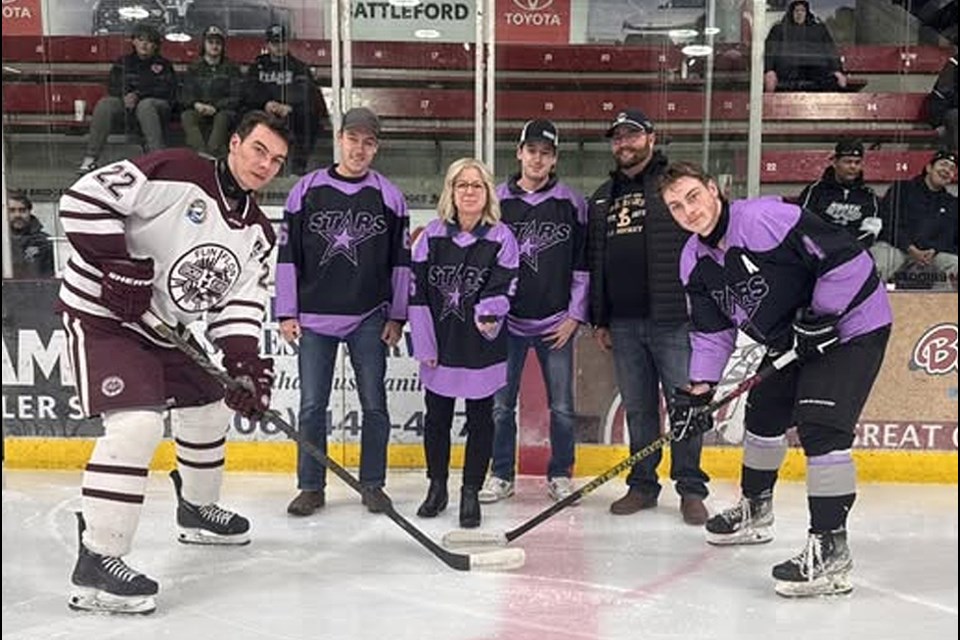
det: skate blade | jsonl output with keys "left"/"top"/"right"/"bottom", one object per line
{"left": 177, "top": 528, "right": 251, "bottom": 546}
{"left": 706, "top": 527, "right": 774, "bottom": 546}
{"left": 68, "top": 587, "right": 156, "bottom": 615}
{"left": 774, "top": 572, "right": 854, "bottom": 598}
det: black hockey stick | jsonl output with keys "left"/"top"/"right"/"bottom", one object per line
{"left": 146, "top": 313, "right": 524, "bottom": 572}
{"left": 442, "top": 349, "right": 798, "bottom": 548}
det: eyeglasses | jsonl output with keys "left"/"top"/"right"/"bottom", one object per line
{"left": 454, "top": 181, "right": 485, "bottom": 192}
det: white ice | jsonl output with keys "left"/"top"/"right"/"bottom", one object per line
{"left": 2, "top": 470, "right": 957, "bottom": 640}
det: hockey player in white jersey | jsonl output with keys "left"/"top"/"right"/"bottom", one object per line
{"left": 58, "top": 110, "right": 290, "bottom": 614}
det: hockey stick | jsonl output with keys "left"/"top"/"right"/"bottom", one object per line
{"left": 442, "top": 349, "right": 798, "bottom": 549}
{"left": 145, "top": 313, "right": 524, "bottom": 572}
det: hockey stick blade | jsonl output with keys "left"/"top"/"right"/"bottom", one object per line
{"left": 144, "top": 313, "right": 524, "bottom": 572}
{"left": 441, "top": 350, "right": 798, "bottom": 549}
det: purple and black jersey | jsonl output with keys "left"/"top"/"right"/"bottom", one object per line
{"left": 275, "top": 166, "right": 411, "bottom": 338}
{"left": 496, "top": 175, "right": 589, "bottom": 337}
{"left": 681, "top": 198, "right": 892, "bottom": 383}
{"left": 409, "top": 218, "right": 519, "bottom": 399}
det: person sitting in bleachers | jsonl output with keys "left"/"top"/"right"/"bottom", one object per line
{"left": 870, "top": 149, "right": 958, "bottom": 288}
{"left": 926, "top": 48, "right": 957, "bottom": 153}
{"left": 179, "top": 26, "right": 242, "bottom": 159}
{"left": 763, "top": 0, "right": 848, "bottom": 92}
{"left": 77, "top": 23, "right": 177, "bottom": 174}
{"left": 244, "top": 24, "right": 319, "bottom": 175}
{"left": 7, "top": 190, "right": 54, "bottom": 279}
{"left": 798, "top": 139, "right": 881, "bottom": 246}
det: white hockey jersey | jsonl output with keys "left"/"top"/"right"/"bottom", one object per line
{"left": 58, "top": 149, "right": 275, "bottom": 347}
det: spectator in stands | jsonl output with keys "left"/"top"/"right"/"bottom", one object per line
{"left": 871, "top": 149, "right": 958, "bottom": 286}
{"left": 926, "top": 49, "right": 958, "bottom": 152}
{"left": 245, "top": 24, "right": 319, "bottom": 175}
{"left": 77, "top": 23, "right": 177, "bottom": 174}
{"left": 180, "top": 26, "right": 242, "bottom": 159}
{"left": 763, "top": 0, "right": 848, "bottom": 92}
{"left": 798, "top": 139, "right": 882, "bottom": 245}
{"left": 7, "top": 190, "right": 54, "bottom": 278}
{"left": 587, "top": 109, "right": 709, "bottom": 524}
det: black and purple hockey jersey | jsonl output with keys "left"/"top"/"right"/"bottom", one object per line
{"left": 681, "top": 198, "right": 892, "bottom": 383}
{"left": 275, "top": 166, "right": 410, "bottom": 337}
{"left": 409, "top": 218, "right": 519, "bottom": 399}
{"left": 496, "top": 175, "right": 589, "bottom": 336}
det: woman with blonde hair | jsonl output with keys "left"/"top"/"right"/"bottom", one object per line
{"left": 408, "top": 158, "right": 519, "bottom": 528}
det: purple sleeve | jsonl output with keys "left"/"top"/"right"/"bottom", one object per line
{"left": 408, "top": 220, "right": 440, "bottom": 363}
{"left": 274, "top": 176, "right": 313, "bottom": 319}
{"left": 475, "top": 223, "right": 519, "bottom": 339}
{"left": 689, "top": 329, "right": 736, "bottom": 383}
{"left": 380, "top": 176, "right": 412, "bottom": 322}
{"left": 679, "top": 237, "right": 736, "bottom": 383}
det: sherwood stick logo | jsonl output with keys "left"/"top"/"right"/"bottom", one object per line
{"left": 911, "top": 323, "right": 958, "bottom": 375}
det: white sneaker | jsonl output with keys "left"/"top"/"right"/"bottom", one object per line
{"left": 478, "top": 476, "right": 514, "bottom": 503}
{"left": 547, "top": 477, "right": 578, "bottom": 503}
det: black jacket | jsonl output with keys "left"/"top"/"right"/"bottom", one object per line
{"left": 107, "top": 52, "right": 177, "bottom": 103}
{"left": 180, "top": 55, "right": 243, "bottom": 112}
{"left": 764, "top": 1, "right": 843, "bottom": 78}
{"left": 245, "top": 53, "right": 315, "bottom": 112}
{"left": 879, "top": 175, "right": 958, "bottom": 254}
{"left": 587, "top": 151, "right": 689, "bottom": 327}
{"left": 11, "top": 215, "right": 55, "bottom": 278}
{"left": 798, "top": 166, "right": 879, "bottom": 240}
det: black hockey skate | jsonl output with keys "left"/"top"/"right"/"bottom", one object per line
{"left": 68, "top": 512, "right": 158, "bottom": 615}
{"left": 170, "top": 469, "right": 250, "bottom": 545}
{"left": 705, "top": 494, "right": 774, "bottom": 545}
{"left": 773, "top": 529, "right": 853, "bottom": 598}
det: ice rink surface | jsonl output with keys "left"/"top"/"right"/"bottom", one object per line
{"left": 2, "top": 469, "right": 957, "bottom": 640}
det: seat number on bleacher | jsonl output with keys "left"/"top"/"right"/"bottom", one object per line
{"left": 93, "top": 165, "right": 139, "bottom": 200}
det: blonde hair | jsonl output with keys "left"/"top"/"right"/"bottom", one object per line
{"left": 437, "top": 157, "right": 501, "bottom": 226}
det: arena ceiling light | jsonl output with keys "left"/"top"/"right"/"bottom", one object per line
{"left": 117, "top": 5, "right": 151, "bottom": 20}
{"left": 667, "top": 28, "right": 699, "bottom": 39}
{"left": 164, "top": 30, "right": 192, "bottom": 42}
{"left": 682, "top": 44, "right": 714, "bottom": 57}
{"left": 414, "top": 28, "right": 441, "bottom": 39}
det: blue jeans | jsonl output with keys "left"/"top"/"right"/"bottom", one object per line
{"left": 296, "top": 312, "right": 390, "bottom": 491}
{"left": 608, "top": 318, "right": 709, "bottom": 499}
{"left": 491, "top": 332, "right": 576, "bottom": 481}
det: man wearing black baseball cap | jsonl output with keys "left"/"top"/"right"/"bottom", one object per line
{"left": 798, "top": 139, "right": 881, "bottom": 245}
{"left": 588, "top": 107, "right": 709, "bottom": 524}
{"left": 180, "top": 25, "right": 242, "bottom": 157}
{"left": 479, "top": 119, "right": 588, "bottom": 505}
{"left": 870, "top": 148, "right": 958, "bottom": 286}
{"left": 245, "top": 23, "right": 319, "bottom": 174}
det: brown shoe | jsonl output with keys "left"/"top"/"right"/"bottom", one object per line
{"left": 680, "top": 495, "right": 708, "bottom": 525}
{"left": 362, "top": 488, "right": 389, "bottom": 514}
{"left": 609, "top": 488, "right": 658, "bottom": 515}
{"left": 287, "top": 490, "right": 325, "bottom": 516}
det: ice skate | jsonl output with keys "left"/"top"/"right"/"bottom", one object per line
{"left": 705, "top": 494, "right": 774, "bottom": 545}
{"left": 170, "top": 470, "right": 250, "bottom": 545}
{"left": 773, "top": 529, "right": 853, "bottom": 597}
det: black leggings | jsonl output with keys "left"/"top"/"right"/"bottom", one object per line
{"left": 422, "top": 390, "right": 494, "bottom": 488}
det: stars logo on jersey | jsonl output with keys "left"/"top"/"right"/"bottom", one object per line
{"left": 309, "top": 209, "right": 388, "bottom": 266}
{"left": 168, "top": 243, "right": 241, "bottom": 312}
{"left": 510, "top": 220, "right": 571, "bottom": 272}
{"left": 186, "top": 199, "right": 207, "bottom": 224}
{"left": 711, "top": 274, "right": 770, "bottom": 328}
{"left": 428, "top": 264, "right": 489, "bottom": 322}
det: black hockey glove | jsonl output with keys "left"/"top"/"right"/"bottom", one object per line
{"left": 792, "top": 310, "right": 840, "bottom": 361}
{"left": 100, "top": 257, "right": 154, "bottom": 322}
{"left": 223, "top": 351, "right": 274, "bottom": 419}
{"left": 669, "top": 387, "right": 715, "bottom": 441}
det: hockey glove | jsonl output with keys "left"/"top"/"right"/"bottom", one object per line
{"left": 223, "top": 352, "right": 274, "bottom": 419}
{"left": 792, "top": 310, "right": 840, "bottom": 361}
{"left": 100, "top": 257, "right": 154, "bottom": 322}
{"left": 669, "top": 387, "right": 715, "bottom": 441}
{"left": 858, "top": 216, "right": 883, "bottom": 246}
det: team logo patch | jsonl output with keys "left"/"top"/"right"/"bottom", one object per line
{"left": 186, "top": 199, "right": 207, "bottom": 224}
{"left": 168, "top": 243, "right": 241, "bottom": 312}
{"left": 101, "top": 376, "right": 125, "bottom": 397}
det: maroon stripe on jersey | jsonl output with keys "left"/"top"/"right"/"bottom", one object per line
{"left": 65, "top": 232, "right": 127, "bottom": 261}
{"left": 59, "top": 210, "right": 125, "bottom": 221}
{"left": 81, "top": 487, "right": 146, "bottom": 504}
{"left": 62, "top": 279, "right": 104, "bottom": 306}
{"left": 175, "top": 436, "right": 227, "bottom": 450}
{"left": 85, "top": 463, "right": 150, "bottom": 477}
{"left": 206, "top": 317, "right": 261, "bottom": 331}
{"left": 176, "top": 456, "right": 225, "bottom": 469}
{"left": 67, "top": 257, "right": 102, "bottom": 281}
{"left": 210, "top": 299, "right": 266, "bottom": 313}
{"left": 63, "top": 189, "right": 127, "bottom": 218}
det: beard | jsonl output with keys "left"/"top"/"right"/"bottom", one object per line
{"left": 615, "top": 141, "right": 652, "bottom": 171}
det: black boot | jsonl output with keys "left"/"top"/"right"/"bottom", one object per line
{"left": 416, "top": 480, "right": 448, "bottom": 518}
{"left": 459, "top": 486, "right": 481, "bottom": 529}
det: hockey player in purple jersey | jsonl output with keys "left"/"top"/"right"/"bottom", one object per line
{"left": 660, "top": 161, "right": 891, "bottom": 598}
{"left": 276, "top": 107, "right": 411, "bottom": 517}
{"left": 58, "top": 111, "right": 290, "bottom": 614}
{"left": 481, "top": 119, "right": 588, "bottom": 504}
{"left": 409, "top": 158, "right": 519, "bottom": 529}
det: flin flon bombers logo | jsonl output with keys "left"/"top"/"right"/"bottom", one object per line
{"left": 101, "top": 376, "right": 125, "bottom": 397}
{"left": 168, "top": 243, "right": 241, "bottom": 312}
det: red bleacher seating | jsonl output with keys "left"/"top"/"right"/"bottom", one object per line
{"left": 761, "top": 149, "right": 939, "bottom": 183}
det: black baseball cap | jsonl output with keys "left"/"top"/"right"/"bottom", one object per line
{"left": 342, "top": 107, "right": 381, "bottom": 138}
{"left": 266, "top": 24, "right": 287, "bottom": 43}
{"left": 834, "top": 139, "right": 864, "bottom": 159}
{"left": 519, "top": 119, "right": 559, "bottom": 148}
{"left": 931, "top": 149, "right": 958, "bottom": 166}
{"left": 204, "top": 25, "right": 226, "bottom": 42}
{"left": 605, "top": 108, "right": 655, "bottom": 137}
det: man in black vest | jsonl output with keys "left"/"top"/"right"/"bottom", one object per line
{"left": 587, "top": 108, "right": 709, "bottom": 524}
